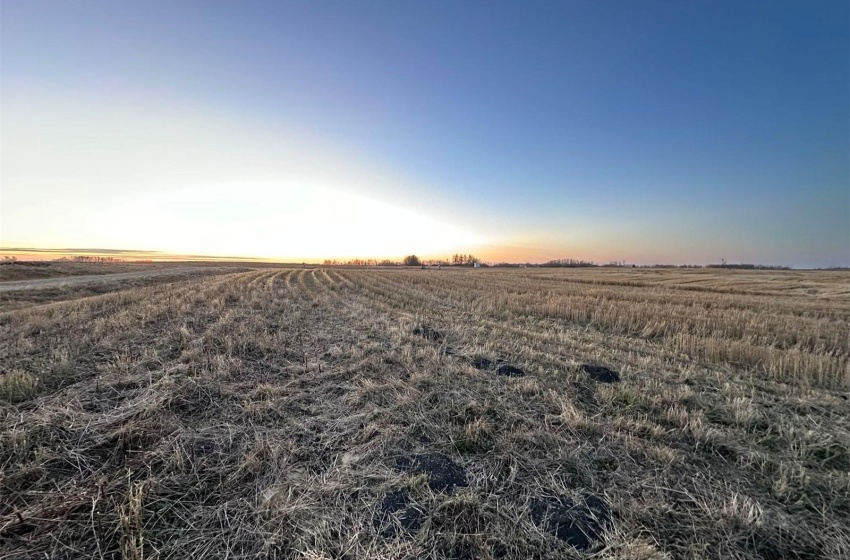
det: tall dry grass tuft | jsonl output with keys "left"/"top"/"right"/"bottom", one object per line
{"left": 0, "top": 370, "right": 38, "bottom": 402}
{"left": 119, "top": 481, "right": 147, "bottom": 560}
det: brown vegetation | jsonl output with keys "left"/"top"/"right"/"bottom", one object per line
{"left": 0, "top": 267, "right": 848, "bottom": 559}
{"left": 0, "top": 266, "right": 249, "bottom": 312}
{"left": 0, "top": 261, "right": 175, "bottom": 282}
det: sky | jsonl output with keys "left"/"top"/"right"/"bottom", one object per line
{"left": 1, "top": 1, "right": 848, "bottom": 267}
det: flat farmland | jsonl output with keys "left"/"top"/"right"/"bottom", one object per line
{"left": 1, "top": 268, "right": 848, "bottom": 559}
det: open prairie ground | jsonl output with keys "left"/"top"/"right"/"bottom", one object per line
{"left": 0, "top": 261, "right": 210, "bottom": 282}
{"left": 0, "top": 265, "right": 253, "bottom": 312}
{"left": 1, "top": 267, "right": 848, "bottom": 559}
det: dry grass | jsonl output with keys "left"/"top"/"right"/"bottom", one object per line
{"left": 0, "top": 266, "right": 251, "bottom": 312}
{"left": 0, "top": 267, "right": 848, "bottom": 559}
{"left": 0, "top": 261, "right": 186, "bottom": 282}
{"left": 0, "top": 260, "right": 263, "bottom": 282}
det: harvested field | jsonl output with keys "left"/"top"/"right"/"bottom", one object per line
{"left": 0, "top": 267, "right": 250, "bottom": 312}
{"left": 0, "top": 261, "right": 205, "bottom": 282}
{"left": 0, "top": 267, "right": 848, "bottom": 559}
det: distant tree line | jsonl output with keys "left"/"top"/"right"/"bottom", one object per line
{"left": 536, "top": 259, "right": 791, "bottom": 270}
{"left": 59, "top": 256, "right": 155, "bottom": 263}
{"left": 318, "top": 255, "right": 795, "bottom": 269}
{"left": 705, "top": 263, "right": 790, "bottom": 270}
{"left": 540, "top": 258, "right": 597, "bottom": 268}
{"left": 451, "top": 254, "right": 480, "bottom": 266}
{"left": 322, "top": 258, "right": 409, "bottom": 266}
{"left": 59, "top": 256, "right": 126, "bottom": 263}
{"left": 322, "top": 259, "right": 381, "bottom": 266}
{"left": 322, "top": 254, "right": 482, "bottom": 267}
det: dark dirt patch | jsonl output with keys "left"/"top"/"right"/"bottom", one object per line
{"left": 529, "top": 493, "right": 612, "bottom": 551}
{"left": 373, "top": 490, "right": 424, "bottom": 538}
{"left": 413, "top": 325, "right": 445, "bottom": 342}
{"left": 469, "top": 356, "right": 494, "bottom": 370}
{"left": 396, "top": 453, "right": 468, "bottom": 493}
{"left": 580, "top": 364, "right": 620, "bottom": 383}
{"left": 495, "top": 363, "right": 525, "bottom": 377}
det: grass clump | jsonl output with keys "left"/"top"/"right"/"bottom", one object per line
{"left": 0, "top": 370, "right": 38, "bottom": 402}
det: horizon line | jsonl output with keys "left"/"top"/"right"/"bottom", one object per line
{"left": 1, "top": 246, "right": 840, "bottom": 270}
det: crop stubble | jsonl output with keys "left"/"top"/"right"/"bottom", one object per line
{"left": 0, "top": 267, "right": 848, "bottom": 559}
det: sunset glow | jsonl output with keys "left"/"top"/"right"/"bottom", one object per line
{"left": 102, "top": 182, "right": 487, "bottom": 260}
{"left": 1, "top": 1, "right": 848, "bottom": 266}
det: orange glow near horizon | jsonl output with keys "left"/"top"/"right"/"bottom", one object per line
{"left": 0, "top": 241, "right": 606, "bottom": 265}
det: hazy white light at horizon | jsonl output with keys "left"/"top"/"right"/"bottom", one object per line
{"left": 100, "top": 182, "right": 484, "bottom": 258}
{"left": 1, "top": 94, "right": 487, "bottom": 258}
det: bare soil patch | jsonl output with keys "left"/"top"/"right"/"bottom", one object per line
{"left": 530, "top": 493, "right": 612, "bottom": 551}
{"left": 374, "top": 490, "right": 425, "bottom": 538}
{"left": 413, "top": 324, "right": 445, "bottom": 342}
{"left": 580, "top": 364, "right": 621, "bottom": 383}
{"left": 396, "top": 453, "right": 469, "bottom": 493}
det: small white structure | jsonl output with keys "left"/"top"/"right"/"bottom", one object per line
{"left": 473, "top": 262, "right": 481, "bottom": 268}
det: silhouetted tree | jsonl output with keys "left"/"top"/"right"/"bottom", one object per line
{"left": 402, "top": 255, "right": 422, "bottom": 266}
{"left": 450, "top": 253, "right": 479, "bottom": 266}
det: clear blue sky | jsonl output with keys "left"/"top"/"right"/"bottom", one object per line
{"left": 2, "top": 1, "right": 848, "bottom": 266}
